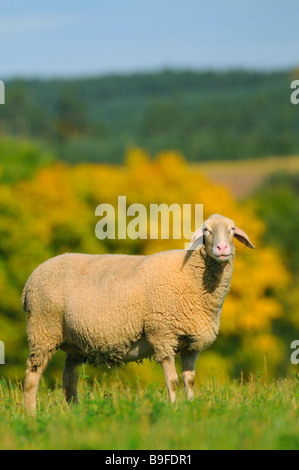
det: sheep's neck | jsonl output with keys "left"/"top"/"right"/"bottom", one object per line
{"left": 190, "top": 246, "right": 235, "bottom": 319}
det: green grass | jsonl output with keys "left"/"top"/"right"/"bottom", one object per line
{"left": 0, "top": 374, "right": 298, "bottom": 450}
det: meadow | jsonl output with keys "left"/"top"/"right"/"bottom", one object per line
{"left": 0, "top": 372, "right": 298, "bottom": 450}
{"left": 195, "top": 155, "right": 299, "bottom": 199}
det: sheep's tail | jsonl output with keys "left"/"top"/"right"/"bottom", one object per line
{"left": 21, "top": 280, "right": 31, "bottom": 314}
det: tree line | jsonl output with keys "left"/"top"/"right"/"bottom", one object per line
{"left": 1, "top": 69, "right": 298, "bottom": 164}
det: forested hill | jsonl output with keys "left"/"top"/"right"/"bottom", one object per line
{"left": 1, "top": 69, "right": 298, "bottom": 163}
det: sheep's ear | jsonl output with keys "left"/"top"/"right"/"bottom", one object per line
{"left": 234, "top": 227, "right": 255, "bottom": 249}
{"left": 187, "top": 226, "right": 204, "bottom": 251}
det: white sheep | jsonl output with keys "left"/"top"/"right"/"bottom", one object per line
{"left": 22, "top": 214, "right": 254, "bottom": 413}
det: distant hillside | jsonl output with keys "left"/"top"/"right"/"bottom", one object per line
{"left": 1, "top": 69, "right": 298, "bottom": 163}
{"left": 195, "top": 155, "right": 299, "bottom": 199}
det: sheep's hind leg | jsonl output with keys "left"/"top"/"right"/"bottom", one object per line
{"left": 181, "top": 350, "right": 199, "bottom": 400}
{"left": 160, "top": 356, "right": 179, "bottom": 404}
{"left": 63, "top": 354, "right": 83, "bottom": 405}
{"left": 24, "top": 348, "right": 56, "bottom": 415}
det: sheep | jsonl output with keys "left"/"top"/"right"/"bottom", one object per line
{"left": 22, "top": 214, "right": 254, "bottom": 413}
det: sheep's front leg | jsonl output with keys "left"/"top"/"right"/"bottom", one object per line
{"left": 161, "top": 356, "right": 179, "bottom": 403}
{"left": 181, "top": 350, "right": 199, "bottom": 400}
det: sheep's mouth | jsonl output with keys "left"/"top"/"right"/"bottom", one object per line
{"left": 216, "top": 254, "right": 231, "bottom": 262}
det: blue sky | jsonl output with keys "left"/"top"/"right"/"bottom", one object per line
{"left": 1, "top": 0, "right": 298, "bottom": 78}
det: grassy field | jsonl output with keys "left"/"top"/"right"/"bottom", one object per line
{"left": 194, "top": 155, "right": 299, "bottom": 198}
{"left": 0, "top": 373, "right": 298, "bottom": 450}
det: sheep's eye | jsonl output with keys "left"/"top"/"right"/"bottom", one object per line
{"left": 204, "top": 228, "right": 211, "bottom": 234}
{"left": 230, "top": 227, "right": 235, "bottom": 233}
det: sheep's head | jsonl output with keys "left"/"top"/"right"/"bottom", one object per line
{"left": 188, "top": 214, "right": 255, "bottom": 262}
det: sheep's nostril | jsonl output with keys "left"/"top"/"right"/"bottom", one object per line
{"left": 216, "top": 243, "right": 229, "bottom": 253}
